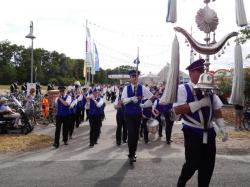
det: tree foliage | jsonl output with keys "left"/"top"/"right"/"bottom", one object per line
{"left": 238, "top": 27, "right": 250, "bottom": 60}
{"left": 0, "top": 41, "right": 136, "bottom": 85}
{"left": 238, "top": 27, "right": 250, "bottom": 45}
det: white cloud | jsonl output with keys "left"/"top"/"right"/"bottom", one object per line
{"left": 0, "top": 0, "right": 249, "bottom": 75}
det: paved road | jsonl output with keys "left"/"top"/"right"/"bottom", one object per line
{"left": 0, "top": 103, "right": 250, "bottom": 187}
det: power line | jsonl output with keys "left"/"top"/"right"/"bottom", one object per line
{"left": 85, "top": 20, "right": 170, "bottom": 39}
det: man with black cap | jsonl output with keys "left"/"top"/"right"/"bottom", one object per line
{"left": 173, "top": 59, "right": 228, "bottom": 187}
{"left": 88, "top": 88, "right": 104, "bottom": 147}
{"left": 53, "top": 85, "right": 71, "bottom": 148}
{"left": 114, "top": 85, "right": 127, "bottom": 146}
{"left": 121, "top": 69, "right": 154, "bottom": 163}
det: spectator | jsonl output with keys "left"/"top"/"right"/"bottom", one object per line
{"left": 234, "top": 104, "right": 244, "bottom": 131}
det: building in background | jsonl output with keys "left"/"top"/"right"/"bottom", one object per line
{"left": 140, "top": 63, "right": 189, "bottom": 86}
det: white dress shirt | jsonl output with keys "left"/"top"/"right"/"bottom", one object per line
{"left": 173, "top": 82, "right": 223, "bottom": 110}
{"left": 121, "top": 83, "right": 153, "bottom": 100}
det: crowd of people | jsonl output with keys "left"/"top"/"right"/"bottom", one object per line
{"left": 1, "top": 58, "right": 242, "bottom": 186}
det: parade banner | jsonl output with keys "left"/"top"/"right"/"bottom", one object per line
{"left": 83, "top": 61, "right": 87, "bottom": 79}
{"left": 85, "top": 26, "right": 92, "bottom": 68}
{"left": 94, "top": 42, "right": 100, "bottom": 71}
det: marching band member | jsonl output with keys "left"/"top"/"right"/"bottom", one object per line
{"left": 53, "top": 86, "right": 71, "bottom": 148}
{"left": 152, "top": 90, "right": 164, "bottom": 138}
{"left": 141, "top": 98, "right": 152, "bottom": 144}
{"left": 68, "top": 91, "right": 77, "bottom": 139}
{"left": 114, "top": 86, "right": 127, "bottom": 146}
{"left": 173, "top": 59, "right": 228, "bottom": 187}
{"left": 75, "top": 88, "right": 84, "bottom": 128}
{"left": 88, "top": 88, "right": 104, "bottom": 148}
{"left": 121, "top": 70, "right": 154, "bottom": 163}
{"left": 153, "top": 91, "right": 174, "bottom": 144}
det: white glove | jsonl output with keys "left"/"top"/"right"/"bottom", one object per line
{"left": 123, "top": 97, "right": 132, "bottom": 105}
{"left": 140, "top": 99, "right": 152, "bottom": 108}
{"left": 188, "top": 97, "right": 210, "bottom": 113}
{"left": 77, "top": 95, "right": 83, "bottom": 102}
{"left": 131, "top": 96, "right": 138, "bottom": 103}
{"left": 69, "top": 99, "right": 78, "bottom": 109}
{"left": 215, "top": 118, "right": 228, "bottom": 142}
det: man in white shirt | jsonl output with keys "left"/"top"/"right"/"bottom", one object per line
{"left": 173, "top": 59, "right": 228, "bottom": 187}
{"left": 121, "top": 70, "right": 154, "bottom": 164}
{"left": 53, "top": 86, "right": 72, "bottom": 148}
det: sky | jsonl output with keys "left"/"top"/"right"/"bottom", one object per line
{"left": 0, "top": 0, "right": 250, "bottom": 75}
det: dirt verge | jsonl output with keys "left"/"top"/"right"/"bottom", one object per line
{"left": 0, "top": 133, "right": 53, "bottom": 153}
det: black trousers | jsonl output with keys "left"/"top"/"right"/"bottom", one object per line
{"left": 68, "top": 113, "right": 76, "bottom": 137}
{"left": 75, "top": 108, "right": 82, "bottom": 128}
{"left": 125, "top": 113, "right": 142, "bottom": 158}
{"left": 116, "top": 113, "right": 127, "bottom": 144}
{"left": 111, "top": 92, "right": 116, "bottom": 103}
{"left": 164, "top": 112, "right": 174, "bottom": 142}
{"left": 54, "top": 115, "right": 70, "bottom": 145}
{"left": 155, "top": 115, "right": 163, "bottom": 136}
{"left": 80, "top": 107, "right": 85, "bottom": 122}
{"left": 106, "top": 92, "right": 111, "bottom": 101}
{"left": 177, "top": 128, "right": 216, "bottom": 187}
{"left": 86, "top": 109, "right": 90, "bottom": 120}
{"left": 141, "top": 118, "right": 149, "bottom": 142}
{"left": 89, "top": 115, "right": 101, "bottom": 145}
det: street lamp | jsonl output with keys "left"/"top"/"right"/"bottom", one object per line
{"left": 25, "top": 21, "right": 36, "bottom": 83}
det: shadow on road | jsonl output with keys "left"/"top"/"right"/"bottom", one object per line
{"left": 93, "top": 161, "right": 130, "bottom": 187}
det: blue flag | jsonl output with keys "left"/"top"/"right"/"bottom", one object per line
{"left": 94, "top": 43, "right": 100, "bottom": 71}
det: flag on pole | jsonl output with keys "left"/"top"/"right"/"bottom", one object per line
{"left": 91, "top": 41, "right": 95, "bottom": 75}
{"left": 83, "top": 61, "right": 87, "bottom": 79}
{"left": 94, "top": 43, "right": 100, "bottom": 71}
{"left": 85, "top": 26, "right": 92, "bottom": 68}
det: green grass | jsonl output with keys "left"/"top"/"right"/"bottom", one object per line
{"left": 0, "top": 85, "right": 9, "bottom": 90}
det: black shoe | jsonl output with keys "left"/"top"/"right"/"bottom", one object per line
{"left": 123, "top": 140, "right": 127, "bottom": 143}
{"left": 95, "top": 142, "right": 98, "bottom": 144}
{"left": 167, "top": 140, "right": 173, "bottom": 145}
{"left": 117, "top": 142, "right": 121, "bottom": 146}
{"left": 159, "top": 134, "right": 163, "bottom": 137}
{"left": 145, "top": 140, "right": 148, "bottom": 144}
{"left": 129, "top": 156, "right": 136, "bottom": 163}
{"left": 89, "top": 144, "right": 94, "bottom": 148}
{"left": 53, "top": 143, "right": 59, "bottom": 148}
{"left": 64, "top": 142, "right": 68, "bottom": 145}
{"left": 69, "top": 136, "right": 72, "bottom": 139}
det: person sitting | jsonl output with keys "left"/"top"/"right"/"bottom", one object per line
{"left": 0, "top": 97, "right": 21, "bottom": 127}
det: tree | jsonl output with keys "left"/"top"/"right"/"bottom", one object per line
{"left": 244, "top": 68, "right": 250, "bottom": 100}
{"left": 238, "top": 27, "right": 250, "bottom": 45}
{"left": 238, "top": 27, "right": 250, "bottom": 60}
{"left": 0, "top": 41, "right": 138, "bottom": 85}
{"left": 216, "top": 73, "right": 232, "bottom": 98}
